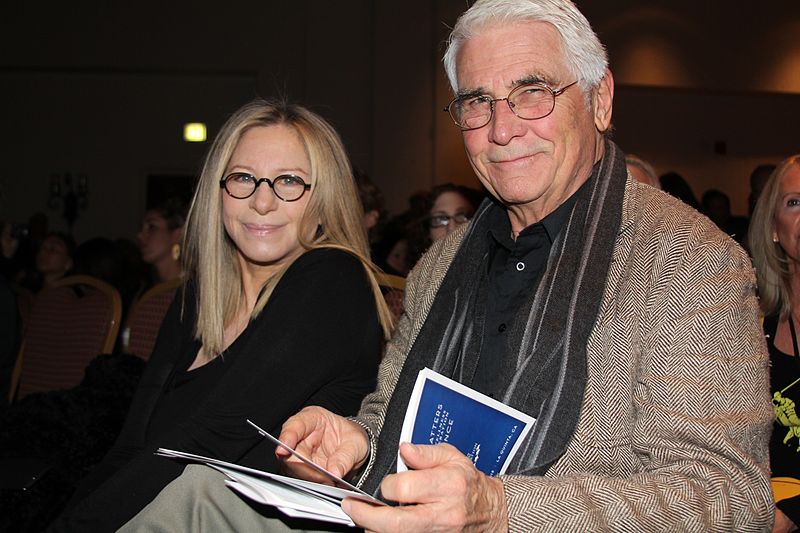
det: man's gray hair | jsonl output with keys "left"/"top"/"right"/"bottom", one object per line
{"left": 443, "top": 0, "right": 608, "bottom": 93}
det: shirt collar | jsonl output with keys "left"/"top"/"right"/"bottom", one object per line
{"left": 487, "top": 178, "right": 587, "bottom": 251}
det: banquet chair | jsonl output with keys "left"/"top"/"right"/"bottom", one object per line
{"left": 120, "top": 277, "right": 181, "bottom": 361}
{"left": 10, "top": 275, "right": 121, "bottom": 402}
{"left": 377, "top": 272, "right": 406, "bottom": 321}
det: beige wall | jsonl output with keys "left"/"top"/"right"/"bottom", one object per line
{"left": 1, "top": 1, "right": 798, "bottom": 241}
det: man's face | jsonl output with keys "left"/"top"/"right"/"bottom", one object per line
{"left": 455, "top": 21, "right": 611, "bottom": 226}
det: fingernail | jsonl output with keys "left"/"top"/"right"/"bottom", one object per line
{"left": 341, "top": 498, "right": 352, "bottom": 515}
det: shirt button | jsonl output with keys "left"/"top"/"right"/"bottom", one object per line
{"left": 516, "top": 262, "right": 525, "bottom": 271}
{"left": 498, "top": 323, "right": 507, "bottom": 333}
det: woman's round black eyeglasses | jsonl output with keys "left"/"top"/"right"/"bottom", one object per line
{"left": 220, "top": 173, "right": 311, "bottom": 202}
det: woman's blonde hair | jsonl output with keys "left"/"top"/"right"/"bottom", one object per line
{"left": 749, "top": 154, "right": 800, "bottom": 319}
{"left": 183, "top": 98, "right": 394, "bottom": 356}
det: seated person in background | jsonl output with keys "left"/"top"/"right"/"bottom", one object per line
{"left": 660, "top": 170, "right": 700, "bottom": 209}
{"left": 353, "top": 168, "right": 386, "bottom": 246}
{"left": 701, "top": 188, "right": 749, "bottom": 245}
{"left": 370, "top": 217, "right": 411, "bottom": 277}
{"left": 624, "top": 153, "right": 660, "bottom": 189}
{"left": 407, "top": 182, "right": 483, "bottom": 268}
{"left": 121, "top": 0, "right": 772, "bottom": 531}
{"left": 136, "top": 197, "right": 188, "bottom": 285}
{"left": 748, "top": 154, "right": 800, "bottom": 533}
{"left": 18, "top": 231, "right": 76, "bottom": 293}
{"left": 49, "top": 98, "right": 393, "bottom": 531}
{"left": 750, "top": 163, "right": 778, "bottom": 217}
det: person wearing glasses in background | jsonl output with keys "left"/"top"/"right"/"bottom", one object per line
{"left": 49, "top": 99, "right": 393, "bottom": 531}
{"left": 121, "top": 0, "right": 772, "bottom": 531}
{"left": 427, "top": 183, "right": 483, "bottom": 241}
{"left": 407, "top": 183, "right": 484, "bottom": 270}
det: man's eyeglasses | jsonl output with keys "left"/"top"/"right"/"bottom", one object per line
{"left": 444, "top": 80, "right": 578, "bottom": 130}
{"left": 220, "top": 172, "right": 311, "bottom": 202}
{"left": 429, "top": 213, "right": 472, "bottom": 229}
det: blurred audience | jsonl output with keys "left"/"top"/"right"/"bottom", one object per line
{"left": 353, "top": 169, "right": 385, "bottom": 246}
{"left": 748, "top": 154, "right": 800, "bottom": 533}
{"left": 750, "top": 163, "right": 778, "bottom": 217}
{"left": 700, "top": 189, "right": 748, "bottom": 245}
{"left": 0, "top": 212, "right": 48, "bottom": 284}
{"left": 17, "top": 232, "right": 76, "bottom": 293}
{"left": 371, "top": 218, "right": 411, "bottom": 277}
{"left": 660, "top": 171, "right": 700, "bottom": 209}
{"left": 625, "top": 154, "right": 661, "bottom": 189}
{"left": 407, "top": 183, "right": 484, "bottom": 268}
{"left": 136, "top": 198, "right": 187, "bottom": 285}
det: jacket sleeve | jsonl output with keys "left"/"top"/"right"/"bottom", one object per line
{"left": 500, "top": 205, "right": 774, "bottom": 531}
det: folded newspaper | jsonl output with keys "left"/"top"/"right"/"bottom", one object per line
{"left": 157, "top": 368, "right": 536, "bottom": 526}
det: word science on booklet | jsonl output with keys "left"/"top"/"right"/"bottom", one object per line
{"left": 398, "top": 368, "right": 536, "bottom": 476}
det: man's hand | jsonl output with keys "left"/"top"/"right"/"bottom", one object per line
{"left": 342, "top": 442, "right": 508, "bottom": 532}
{"left": 277, "top": 406, "right": 370, "bottom": 483}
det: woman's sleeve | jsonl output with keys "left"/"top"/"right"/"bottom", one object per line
{"left": 52, "top": 249, "right": 382, "bottom": 531}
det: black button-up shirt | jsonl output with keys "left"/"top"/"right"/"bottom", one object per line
{"left": 471, "top": 191, "right": 580, "bottom": 398}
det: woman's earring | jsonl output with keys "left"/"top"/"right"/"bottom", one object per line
{"left": 172, "top": 243, "right": 181, "bottom": 261}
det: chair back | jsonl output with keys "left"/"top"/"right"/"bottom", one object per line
{"left": 377, "top": 272, "right": 406, "bottom": 321}
{"left": 12, "top": 275, "right": 122, "bottom": 401}
{"left": 120, "top": 278, "right": 181, "bottom": 360}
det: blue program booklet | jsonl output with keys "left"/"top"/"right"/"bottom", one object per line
{"left": 398, "top": 368, "right": 536, "bottom": 477}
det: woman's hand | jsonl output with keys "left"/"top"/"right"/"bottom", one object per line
{"left": 277, "top": 406, "right": 370, "bottom": 483}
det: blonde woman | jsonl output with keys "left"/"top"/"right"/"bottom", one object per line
{"left": 52, "top": 99, "right": 393, "bottom": 531}
{"left": 749, "top": 154, "right": 800, "bottom": 533}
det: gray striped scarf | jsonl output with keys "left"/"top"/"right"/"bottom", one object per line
{"left": 361, "top": 140, "right": 626, "bottom": 495}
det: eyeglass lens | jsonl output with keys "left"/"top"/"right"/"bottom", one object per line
{"left": 430, "top": 213, "right": 471, "bottom": 228}
{"left": 448, "top": 83, "right": 561, "bottom": 130}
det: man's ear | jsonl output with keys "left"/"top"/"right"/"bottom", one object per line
{"left": 593, "top": 69, "right": 614, "bottom": 133}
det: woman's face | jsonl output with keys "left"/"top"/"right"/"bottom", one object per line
{"left": 222, "top": 124, "right": 313, "bottom": 275}
{"left": 774, "top": 163, "right": 800, "bottom": 268}
{"left": 429, "top": 191, "right": 474, "bottom": 241}
{"left": 137, "top": 210, "right": 181, "bottom": 265}
{"left": 36, "top": 235, "right": 72, "bottom": 276}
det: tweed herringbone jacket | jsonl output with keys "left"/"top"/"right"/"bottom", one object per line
{"left": 355, "top": 177, "right": 774, "bottom": 532}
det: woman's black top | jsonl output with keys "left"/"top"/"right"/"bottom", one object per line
{"left": 765, "top": 314, "right": 800, "bottom": 525}
{"left": 52, "top": 248, "right": 382, "bottom": 531}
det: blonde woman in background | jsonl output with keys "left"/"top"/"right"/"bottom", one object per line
{"left": 749, "top": 154, "right": 800, "bottom": 533}
{"left": 51, "top": 99, "right": 393, "bottom": 531}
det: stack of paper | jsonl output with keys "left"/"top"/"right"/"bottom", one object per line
{"left": 156, "top": 445, "right": 384, "bottom": 527}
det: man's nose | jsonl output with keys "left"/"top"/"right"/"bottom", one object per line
{"left": 488, "top": 99, "right": 525, "bottom": 145}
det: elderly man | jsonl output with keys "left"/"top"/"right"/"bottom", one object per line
{"left": 121, "top": 0, "right": 773, "bottom": 531}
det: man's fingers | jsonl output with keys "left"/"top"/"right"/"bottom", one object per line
{"left": 398, "top": 441, "right": 464, "bottom": 470}
{"left": 343, "top": 498, "right": 433, "bottom": 533}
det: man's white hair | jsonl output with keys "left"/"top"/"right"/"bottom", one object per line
{"left": 443, "top": 0, "right": 608, "bottom": 93}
